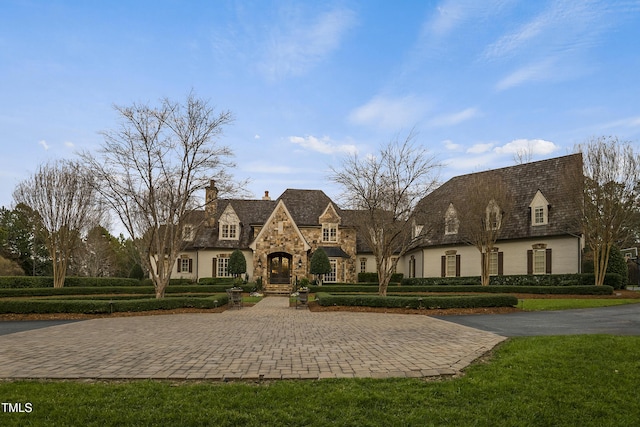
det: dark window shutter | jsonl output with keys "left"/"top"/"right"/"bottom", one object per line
{"left": 441, "top": 256, "right": 446, "bottom": 277}
{"left": 498, "top": 252, "right": 504, "bottom": 275}
{"left": 527, "top": 250, "right": 533, "bottom": 275}
{"left": 456, "top": 254, "right": 461, "bottom": 277}
{"left": 212, "top": 258, "right": 217, "bottom": 277}
{"left": 546, "top": 249, "right": 552, "bottom": 274}
{"left": 188, "top": 259, "right": 193, "bottom": 273}
{"left": 176, "top": 259, "right": 181, "bottom": 273}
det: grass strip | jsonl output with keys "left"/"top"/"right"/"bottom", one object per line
{"left": 519, "top": 298, "right": 640, "bottom": 311}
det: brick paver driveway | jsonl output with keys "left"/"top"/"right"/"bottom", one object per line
{"left": 0, "top": 297, "right": 505, "bottom": 380}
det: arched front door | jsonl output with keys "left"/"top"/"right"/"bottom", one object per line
{"left": 268, "top": 252, "right": 292, "bottom": 284}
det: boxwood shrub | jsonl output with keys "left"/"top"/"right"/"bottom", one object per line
{"left": 357, "top": 272, "right": 404, "bottom": 283}
{"left": 0, "top": 277, "right": 143, "bottom": 289}
{"left": 401, "top": 273, "right": 624, "bottom": 289}
{"left": 309, "top": 285, "right": 613, "bottom": 295}
{"left": 315, "top": 292, "right": 518, "bottom": 309}
{"left": 0, "top": 295, "right": 227, "bottom": 314}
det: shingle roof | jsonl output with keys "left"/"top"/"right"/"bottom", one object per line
{"left": 277, "top": 189, "right": 340, "bottom": 226}
{"left": 414, "top": 154, "right": 583, "bottom": 247}
{"left": 187, "top": 189, "right": 356, "bottom": 250}
{"left": 188, "top": 199, "right": 276, "bottom": 250}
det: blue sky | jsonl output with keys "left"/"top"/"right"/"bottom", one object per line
{"left": 1, "top": 0, "right": 640, "bottom": 214}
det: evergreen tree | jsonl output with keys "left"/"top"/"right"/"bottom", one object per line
{"left": 310, "top": 248, "right": 331, "bottom": 285}
{"left": 228, "top": 249, "right": 247, "bottom": 277}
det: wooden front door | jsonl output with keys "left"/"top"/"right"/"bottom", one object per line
{"left": 269, "top": 253, "right": 291, "bottom": 284}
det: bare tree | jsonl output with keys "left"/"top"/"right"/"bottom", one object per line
{"left": 456, "top": 172, "right": 513, "bottom": 286}
{"left": 81, "top": 93, "right": 241, "bottom": 298}
{"left": 513, "top": 143, "right": 534, "bottom": 164}
{"left": 330, "top": 132, "right": 440, "bottom": 296}
{"left": 13, "top": 160, "right": 101, "bottom": 288}
{"left": 571, "top": 136, "right": 640, "bottom": 286}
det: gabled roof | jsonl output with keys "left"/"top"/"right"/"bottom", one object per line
{"left": 188, "top": 198, "right": 276, "bottom": 250}
{"left": 414, "top": 153, "right": 583, "bottom": 247}
{"left": 277, "top": 189, "right": 344, "bottom": 226}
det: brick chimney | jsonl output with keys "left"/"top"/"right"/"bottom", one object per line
{"left": 262, "top": 190, "right": 271, "bottom": 201}
{"left": 205, "top": 180, "right": 218, "bottom": 225}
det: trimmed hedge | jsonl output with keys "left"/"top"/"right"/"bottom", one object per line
{"left": 357, "top": 273, "right": 404, "bottom": 283}
{"left": 401, "top": 273, "right": 625, "bottom": 289}
{"left": 0, "top": 295, "right": 227, "bottom": 314}
{"left": 0, "top": 277, "right": 142, "bottom": 289}
{"left": 309, "top": 284, "right": 613, "bottom": 295}
{"left": 315, "top": 292, "right": 518, "bottom": 309}
{"left": 0, "top": 284, "right": 259, "bottom": 298}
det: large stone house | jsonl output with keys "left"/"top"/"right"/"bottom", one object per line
{"left": 176, "top": 186, "right": 373, "bottom": 292}
{"left": 173, "top": 153, "right": 584, "bottom": 289}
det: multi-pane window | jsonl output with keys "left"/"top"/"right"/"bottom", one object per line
{"left": 325, "top": 259, "right": 337, "bottom": 283}
{"left": 322, "top": 224, "right": 338, "bottom": 242}
{"left": 217, "top": 255, "right": 230, "bottom": 277}
{"left": 445, "top": 217, "right": 459, "bottom": 235}
{"left": 360, "top": 258, "right": 367, "bottom": 273}
{"left": 446, "top": 254, "right": 457, "bottom": 277}
{"left": 534, "top": 207, "right": 545, "bottom": 225}
{"left": 533, "top": 249, "right": 546, "bottom": 274}
{"left": 221, "top": 224, "right": 238, "bottom": 240}
{"left": 489, "top": 252, "right": 499, "bottom": 276}
{"left": 183, "top": 225, "right": 193, "bottom": 241}
{"left": 181, "top": 258, "right": 190, "bottom": 273}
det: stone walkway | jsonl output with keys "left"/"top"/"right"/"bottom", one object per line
{"left": 0, "top": 297, "right": 505, "bottom": 380}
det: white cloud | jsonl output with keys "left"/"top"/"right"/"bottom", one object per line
{"left": 495, "top": 59, "right": 554, "bottom": 91}
{"left": 443, "top": 139, "right": 462, "bottom": 151}
{"left": 64, "top": 141, "right": 74, "bottom": 148}
{"left": 467, "top": 142, "right": 494, "bottom": 154}
{"left": 494, "top": 139, "right": 559, "bottom": 155}
{"left": 348, "top": 95, "right": 429, "bottom": 129}
{"left": 426, "top": 0, "right": 509, "bottom": 38}
{"left": 599, "top": 116, "right": 640, "bottom": 129}
{"left": 260, "top": 7, "right": 356, "bottom": 80}
{"left": 254, "top": 134, "right": 261, "bottom": 140}
{"left": 289, "top": 135, "right": 357, "bottom": 155}
{"left": 427, "top": 107, "right": 479, "bottom": 127}
{"left": 38, "top": 140, "right": 49, "bottom": 150}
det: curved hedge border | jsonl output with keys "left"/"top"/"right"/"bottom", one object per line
{"left": 315, "top": 292, "right": 518, "bottom": 309}
{"left": 0, "top": 295, "right": 227, "bottom": 314}
{"left": 309, "top": 285, "right": 614, "bottom": 295}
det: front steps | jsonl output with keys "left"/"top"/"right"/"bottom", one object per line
{"left": 264, "top": 284, "right": 293, "bottom": 295}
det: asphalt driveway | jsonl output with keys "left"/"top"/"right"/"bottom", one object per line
{"left": 435, "top": 303, "right": 640, "bottom": 336}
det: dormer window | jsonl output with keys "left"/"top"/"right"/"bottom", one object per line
{"left": 444, "top": 203, "right": 459, "bottom": 235}
{"left": 529, "top": 190, "right": 549, "bottom": 226}
{"left": 221, "top": 223, "right": 237, "bottom": 240}
{"left": 183, "top": 225, "right": 194, "bottom": 241}
{"left": 219, "top": 204, "right": 240, "bottom": 240}
{"left": 322, "top": 224, "right": 338, "bottom": 242}
{"left": 486, "top": 200, "right": 501, "bottom": 230}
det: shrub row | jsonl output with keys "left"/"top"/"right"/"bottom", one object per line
{"left": 0, "top": 295, "right": 227, "bottom": 314}
{"left": 357, "top": 273, "right": 404, "bottom": 283}
{"left": 315, "top": 292, "right": 518, "bottom": 309}
{"left": 309, "top": 285, "right": 613, "bottom": 295}
{"left": 0, "top": 284, "right": 257, "bottom": 298}
{"left": 0, "top": 277, "right": 142, "bottom": 289}
{"left": 401, "top": 273, "right": 625, "bottom": 289}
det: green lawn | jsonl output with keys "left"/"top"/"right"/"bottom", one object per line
{"left": 1, "top": 336, "right": 638, "bottom": 426}
{"left": 519, "top": 298, "right": 640, "bottom": 311}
